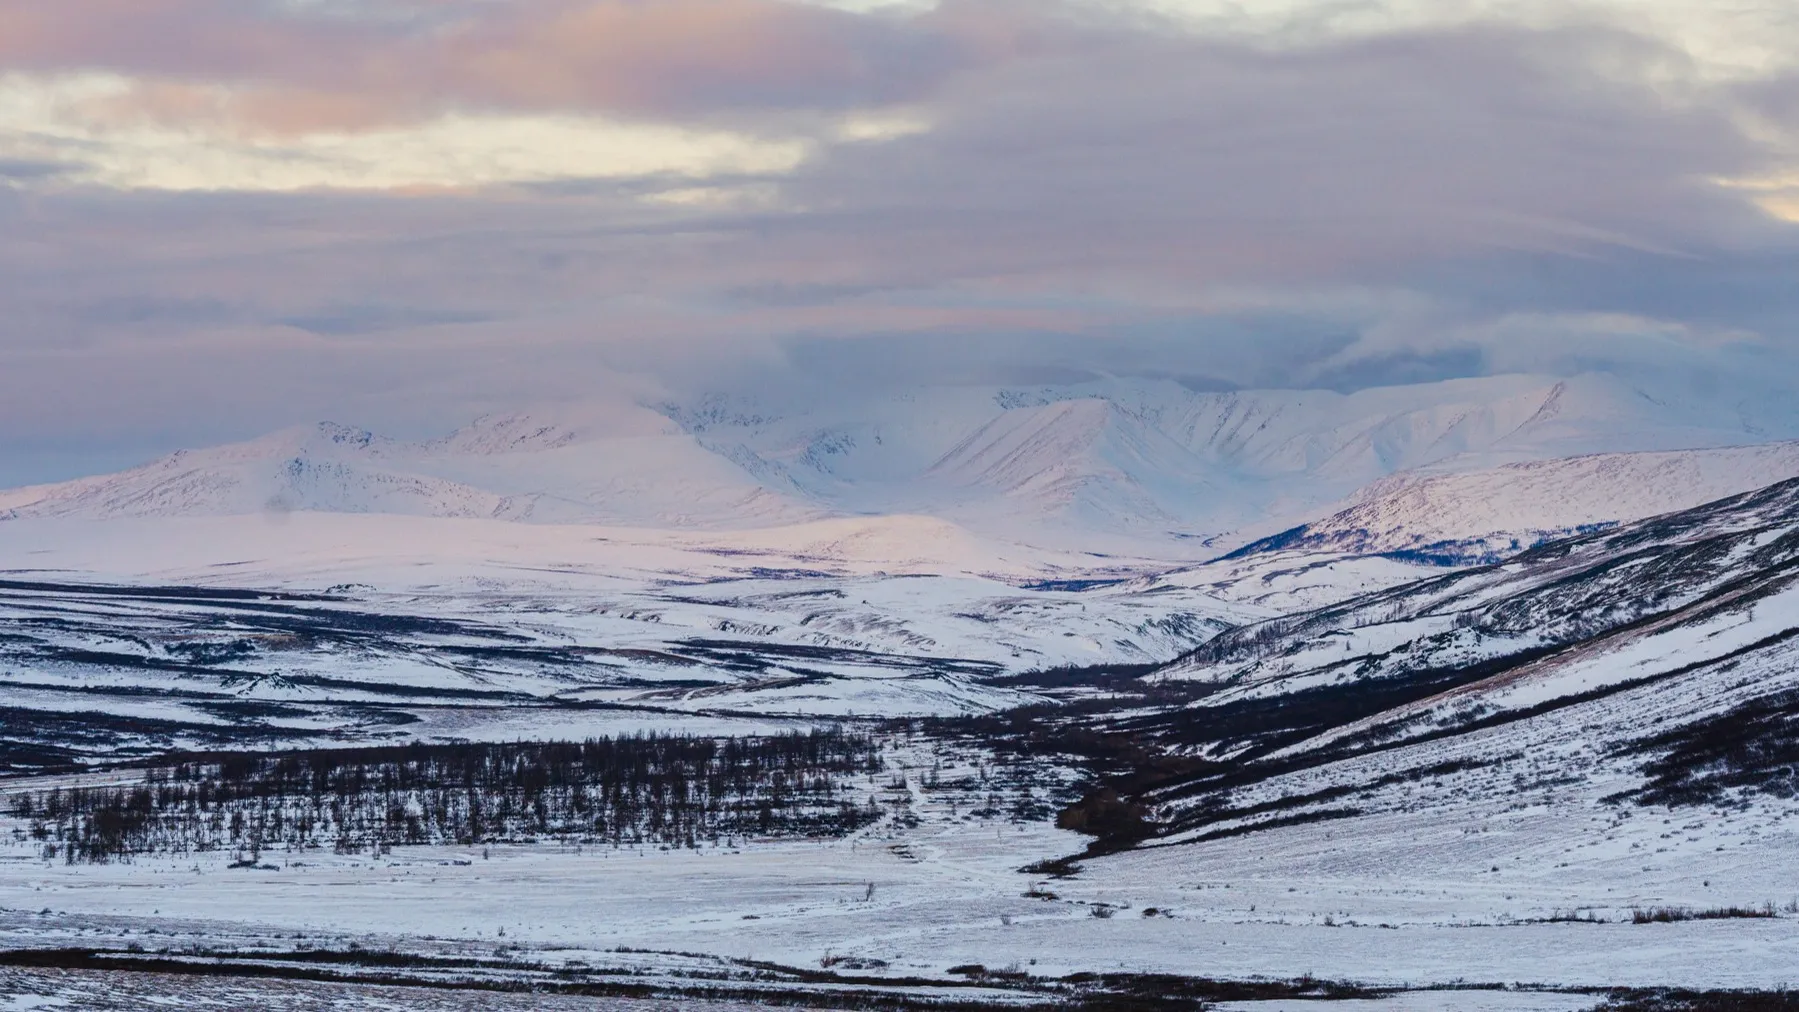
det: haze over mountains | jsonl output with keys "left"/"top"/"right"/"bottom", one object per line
{"left": 6, "top": 371, "right": 1798, "bottom": 575}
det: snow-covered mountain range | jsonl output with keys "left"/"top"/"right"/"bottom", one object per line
{"left": 658, "top": 370, "right": 1799, "bottom": 547}
{"left": 5, "top": 372, "right": 1798, "bottom": 570}
{"left": 0, "top": 407, "right": 822, "bottom": 529}
{"left": 5, "top": 366, "right": 1797, "bottom": 759}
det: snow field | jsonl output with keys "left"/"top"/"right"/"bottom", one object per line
{"left": 2, "top": 730, "right": 1796, "bottom": 992}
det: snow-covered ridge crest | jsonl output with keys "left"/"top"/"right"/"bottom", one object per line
{"left": 0, "top": 421, "right": 494, "bottom": 521}
{"left": 651, "top": 371, "right": 1799, "bottom": 546}
{"left": 0, "top": 406, "right": 822, "bottom": 528}
{"left": 924, "top": 398, "right": 1224, "bottom": 528}
{"left": 1226, "top": 439, "right": 1799, "bottom": 564}
{"left": 1161, "top": 472, "right": 1799, "bottom": 695}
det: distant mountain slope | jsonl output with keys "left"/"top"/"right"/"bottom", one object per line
{"left": 0, "top": 409, "right": 824, "bottom": 529}
{"left": 1008, "top": 372, "right": 1783, "bottom": 485}
{"left": 652, "top": 371, "right": 1798, "bottom": 544}
{"left": 923, "top": 398, "right": 1233, "bottom": 531}
{"left": 5, "top": 371, "right": 1797, "bottom": 554}
{"left": 1225, "top": 440, "right": 1799, "bottom": 564}
{"left": 0, "top": 423, "right": 504, "bottom": 521}
{"left": 1161, "top": 474, "right": 1799, "bottom": 700}
{"left": 1052, "top": 375, "right": 1573, "bottom": 482}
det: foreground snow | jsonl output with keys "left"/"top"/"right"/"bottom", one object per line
{"left": 1, "top": 737, "right": 1793, "bottom": 994}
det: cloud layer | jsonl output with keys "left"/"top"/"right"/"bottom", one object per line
{"left": 2, "top": 0, "right": 1798, "bottom": 482}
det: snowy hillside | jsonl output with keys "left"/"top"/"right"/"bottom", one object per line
{"left": 1226, "top": 440, "right": 1799, "bottom": 564}
{"left": 1029, "top": 474, "right": 1799, "bottom": 859}
{"left": 882, "top": 474, "right": 1799, "bottom": 977}
{"left": 1165, "top": 474, "right": 1799, "bottom": 690}
{"left": 678, "top": 371, "right": 1799, "bottom": 547}
{"left": 923, "top": 398, "right": 1235, "bottom": 531}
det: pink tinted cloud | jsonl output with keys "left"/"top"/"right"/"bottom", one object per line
{"left": 0, "top": 0, "right": 975, "bottom": 133}
{"left": 0, "top": 0, "right": 369, "bottom": 80}
{"left": 447, "top": 1, "right": 956, "bottom": 114}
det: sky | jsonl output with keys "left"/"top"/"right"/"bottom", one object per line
{"left": 2, "top": 0, "right": 1798, "bottom": 484}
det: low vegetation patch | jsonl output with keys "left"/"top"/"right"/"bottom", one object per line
{"left": 1630, "top": 906, "right": 1781, "bottom": 924}
{"left": 1539, "top": 909, "right": 1608, "bottom": 924}
{"left": 1599, "top": 987, "right": 1799, "bottom": 1011}
{"left": 7, "top": 729, "right": 885, "bottom": 863}
{"left": 1616, "top": 687, "right": 1799, "bottom": 808}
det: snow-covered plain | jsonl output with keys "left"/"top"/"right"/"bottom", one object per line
{"left": 0, "top": 513, "right": 1272, "bottom": 769}
{"left": 1, "top": 737, "right": 1793, "bottom": 1000}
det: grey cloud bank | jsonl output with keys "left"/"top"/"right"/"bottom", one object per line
{"left": 1, "top": 2, "right": 1797, "bottom": 484}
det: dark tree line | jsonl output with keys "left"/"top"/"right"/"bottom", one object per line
{"left": 9, "top": 729, "right": 885, "bottom": 864}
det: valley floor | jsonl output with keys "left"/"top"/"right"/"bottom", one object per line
{"left": 2, "top": 736, "right": 1795, "bottom": 1006}
{"left": 0, "top": 966, "right": 1623, "bottom": 1012}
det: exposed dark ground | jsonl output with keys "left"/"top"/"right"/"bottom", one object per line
{"left": 3, "top": 951, "right": 1799, "bottom": 1011}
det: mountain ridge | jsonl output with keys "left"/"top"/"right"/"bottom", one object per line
{"left": 5, "top": 372, "right": 1798, "bottom": 562}
{"left": 1225, "top": 439, "right": 1799, "bottom": 564}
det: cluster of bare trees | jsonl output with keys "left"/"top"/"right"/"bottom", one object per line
{"left": 10, "top": 730, "right": 885, "bottom": 864}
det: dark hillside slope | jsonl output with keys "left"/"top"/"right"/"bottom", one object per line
{"left": 997, "top": 477, "right": 1799, "bottom": 853}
